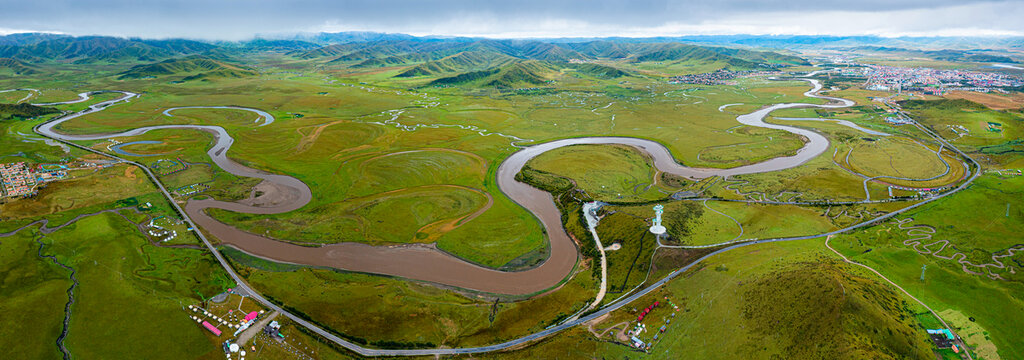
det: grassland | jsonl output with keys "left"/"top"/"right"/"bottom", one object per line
{"left": 0, "top": 114, "right": 75, "bottom": 164}
{"left": 478, "top": 240, "right": 938, "bottom": 359}
{"left": 823, "top": 173, "right": 1024, "bottom": 360}
{"left": 840, "top": 144, "right": 967, "bottom": 189}
{"left": 0, "top": 123, "right": 228, "bottom": 358}
{"left": 526, "top": 144, "right": 681, "bottom": 202}
{"left": 609, "top": 200, "right": 839, "bottom": 246}
{"left": 902, "top": 99, "right": 1024, "bottom": 148}
{"left": 902, "top": 98, "right": 1024, "bottom": 168}
{"left": 40, "top": 213, "right": 229, "bottom": 358}
{"left": 0, "top": 88, "right": 34, "bottom": 102}
{"left": 2, "top": 60, "right": 853, "bottom": 271}
{"left": 943, "top": 90, "right": 1024, "bottom": 111}
{"left": 0, "top": 229, "right": 70, "bottom": 359}
{"left": 592, "top": 210, "right": 662, "bottom": 294}
{"left": 0, "top": 204, "right": 231, "bottom": 359}
{"left": 3, "top": 46, "right": 1019, "bottom": 360}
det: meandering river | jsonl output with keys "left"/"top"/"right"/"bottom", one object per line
{"left": 34, "top": 76, "right": 855, "bottom": 295}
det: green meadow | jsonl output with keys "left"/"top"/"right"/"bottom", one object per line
{"left": 0, "top": 40, "right": 1018, "bottom": 360}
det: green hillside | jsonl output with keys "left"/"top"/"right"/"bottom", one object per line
{"left": 633, "top": 44, "right": 752, "bottom": 64}
{"left": 706, "top": 46, "right": 809, "bottom": 65}
{"left": 568, "top": 63, "right": 629, "bottom": 78}
{"left": 0, "top": 58, "right": 39, "bottom": 75}
{"left": 562, "top": 41, "right": 637, "bottom": 58}
{"left": 742, "top": 261, "right": 932, "bottom": 359}
{"left": 395, "top": 50, "right": 516, "bottom": 77}
{"left": 117, "top": 56, "right": 257, "bottom": 80}
{"left": 350, "top": 53, "right": 432, "bottom": 68}
{"left": 430, "top": 60, "right": 556, "bottom": 88}
{"left": 474, "top": 40, "right": 585, "bottom": 62}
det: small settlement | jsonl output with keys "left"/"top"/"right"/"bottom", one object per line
{"left": 627, "top": 296, "right": 681, "bottom": 351}
{"left": 0, "top": 162, "right": 68, "bottom": 200}
{"left": 927, "top": 328, "right": 963, "bottom": 354}
{"left": 185, "top": 289, "right": 313, "bottom": 359}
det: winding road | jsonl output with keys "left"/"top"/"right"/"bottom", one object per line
{"left": 25, "top": 70, "right": 982, "bottom": 356}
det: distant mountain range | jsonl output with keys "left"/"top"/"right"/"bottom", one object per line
{"left": 271, "top": 32, "right": 1024, "bottom": 51}
{"left": 0, "top": 36, "right": 215, "bottom": 63}
{"left": 832, "top": 46, "right": 1018, "bottom": 64}
{"left": 0, "top": 32, "right": 1019, "bottom": 84}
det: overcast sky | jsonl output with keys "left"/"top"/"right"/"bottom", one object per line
{"left": 1, "top": 0, "right": 1022, "bottom": 40}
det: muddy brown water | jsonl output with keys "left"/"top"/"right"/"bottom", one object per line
{"left": 35, "top": 78, "right": 854, "bottom": 295}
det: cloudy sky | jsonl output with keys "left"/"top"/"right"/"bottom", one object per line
{"left": 1, "top": 0, "right": 1022, "bottom": 40}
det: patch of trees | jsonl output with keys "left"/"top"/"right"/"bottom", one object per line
{"left": 0, "top": 103, "right": 58, "bottom": 120}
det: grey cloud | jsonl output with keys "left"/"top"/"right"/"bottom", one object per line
{"left": 0, "top": 0, "right": 1020, "bottom": 39}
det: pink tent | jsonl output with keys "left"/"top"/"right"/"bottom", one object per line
{"left": 244, "top": 311, "right": 258, "bottom": 322}
{"left": 202, "top": 321, "right": 221, "bottom": 336}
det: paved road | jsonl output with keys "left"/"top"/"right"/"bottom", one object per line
{"left": 26, "top": 75, "right": 982, "bottom": 356}
{"left": 238, "top": 311, "right": 279, "bottom": 347}
{"left": 824, "top": 235, "right": 974, "bottom": 360}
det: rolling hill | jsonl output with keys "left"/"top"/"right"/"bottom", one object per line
{"left": 293, "top": 39, "right": 807, "bottom": 78}
{"left": 430, "top": 60, "right": 558, "bottom": 88}
{"left": 117, "top": 56, "right": 257, "bottom": 80}
{"left": 0, "top": 58, "right": 39, "bottom": 75}
{"left": 350, "top": 53, "right": 433, "bottom": 68}
{"left": 631, "top": 43, "right": 807, "bottom": 66}
{"left": 568, "top": 63, "right": 629, "bottom": 78}
{"left": 395, "top": 50, "right": 516, "bottom": 77}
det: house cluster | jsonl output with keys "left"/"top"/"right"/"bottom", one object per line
{"left": 863, "top": 65, "right": 1024, "bottom": 95}
{"left": 668, "top": 69, "right": 774, "bottom": 85}
{"left": 0, "top": 162, "right": 37, "bottom": 198}
{"left": 1, "top": 162, "right": 67, "bottom": 199}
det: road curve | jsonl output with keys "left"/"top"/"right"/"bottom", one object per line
{"left": 28, "top": 72, "right": 981, "bottom": 355}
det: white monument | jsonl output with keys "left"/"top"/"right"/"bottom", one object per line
{"left": 649, "top": 204, "right": 666, "bottom": 235}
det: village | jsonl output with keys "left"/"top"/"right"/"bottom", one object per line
{"left": 0, "top": 160, "right": 123, "bottom": 201}
{"left": 862, "top": 64, "right": 1023, "bottom": 95}
{"left": 667, "top": 69, "right": 777, "bottom": 85}
{"left": 1, "top": 162, "right": 70, "bottom": 199}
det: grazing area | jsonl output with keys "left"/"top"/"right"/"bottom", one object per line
{"left": 483, "top": 241, "right": 936, "bottom": 359}
{"left": 526, "top": 144, "right": 677, "bottom": 202}
{"left": 0, "top": 27, "right": 1021, "bottom": 360}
